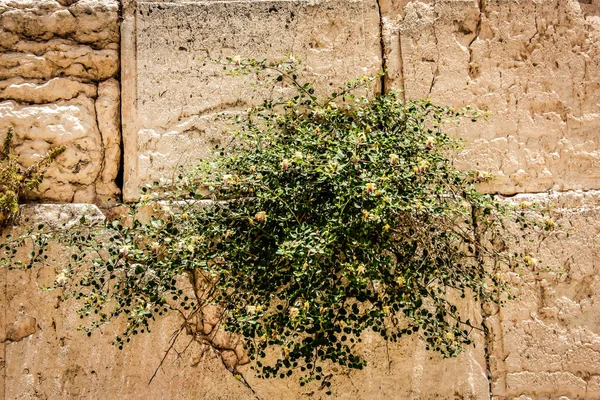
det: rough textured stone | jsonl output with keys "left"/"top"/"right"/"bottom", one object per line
{"left": 0, "top": 43, "right": 119, "bottom": 82}
{"left": 0, "top": 77, "right": 97, "bottom": 103}
{"left": 1, "top": 0, "right": 600, "bottom": 398}
{"left": 381, "top": 0, "right": 600, "bottom": 195}
{"left": 2, "top": 316, "right": 37, "bottom": 343}
{"left": 122, "top": 0, "right": 382, "bottom": 200}
{"left": 0, "top": 0, "right": 121, "bottom": 203}
{"left": 3, "top": 192, "right": 599, "bottom": 399}
{"left": 1, "top": 204, "right": 490, "bottom": 400}
{"left": 95, "top": 78, "right": 121, "bottom": 200}
{"left": 0, "top": 0, "right": 119, "bottom": 48}
{"left": 0, "top": 98, "right": 103, "bottom": 202}
{"left": 487, "top": 190, "right": 600, "bottom": 399}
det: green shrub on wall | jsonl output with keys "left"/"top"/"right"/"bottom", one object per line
{"left": 0, "top": 126, "right": 64, "bottom": 227}
{"left": 2, "top": 58, "right": 547, "bottom": 392}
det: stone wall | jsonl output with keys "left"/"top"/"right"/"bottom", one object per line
{"left": 381, "top": 0, "right": 600, "bottom": 195}
{"left": 0, "top": 0, "right": 121, "bottom": 203}
{"left": 1, "top": 0, "right": 600, "bottom": 399}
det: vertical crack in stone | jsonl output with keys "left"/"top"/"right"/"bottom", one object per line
{"left": 428, "top": 0, "right": 441, "bottom": 95}
{"left": 397, "top": 29, "right": 406, "bottom": 100}
{"left": 115, "top": 3, "right": 125, "bottom": 200}
{"left": 481, "top": 312, "right": 494, "bottom": 397}
{"left": 120, "top": 0, "right": 139, "bottom": 201}
{"left": 93, "top": 96, "right": 105, "bottom": 192}
{"left": 468, "top": 0, "right": 484, "bottom": 80}
{"left": 375, "top": 0, "right": 387, "bottom": 94}
{"left": 471, "top": 205, "right": 494, "bottom": 397}
{"left": 1, "top": 262, "right": 6, "bottom": 400}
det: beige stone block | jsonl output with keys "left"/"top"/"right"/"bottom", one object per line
{"left": 0, "top": 77, "right": 97, "bottom": 103}
{"left": 0, "top": 44, "right": 119, "bottom": 82}
{"left": 95, "top": 78, "right": 121, "bottom": 200}
{"left": 122, "top": 0, "right": 382, "bottom": 200}
{"left": 505, "top": 371, "right": 587, "bottom": 398}
{"left": 382, "top": 0, "right": 600, "bottom": 194}
{"left": 0, "top": 0, "right": 119, "bottom": 49}
{"left": 0, "top": 97, "right": 103, "bottom": 202}
{"left": 488, "top": 190, "right": 600, "bottom": 398}
{"left": 1, "top": 204, "right": 490, "bottom": 399}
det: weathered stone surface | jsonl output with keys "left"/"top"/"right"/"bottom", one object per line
{"left": 487, "top": 190, "right": 600, "bottom": 399}
{"left": 0, "top": 97, "right": 104, "bottom": 202}
{"left": 122, "top": 0, "right": 382, "bottom": 200}
{"left": 95, "top": 78, "right": 121, "bottom": 199}
{"left": 0, "top": 44, "right": 119, "bottom": 81}
{"left": 0, "top": 77, "right": 97, "bottom": 103}
{"left": 1, "top": 204, "right": 490, "bottom": 400}
{"left": 3, "top": 192, "right": 599, "bottom": 399}
{"left": 0, "top": 0, "right": 121, "bottom": 203}
{"left": 0, "top": 0, "right": 119, "bottom": 48}
{"left": 382, "top": 0, "right": 600, "bottom": 194}
{"left": 2, "top": 316, "right": 37, "bottom": 342}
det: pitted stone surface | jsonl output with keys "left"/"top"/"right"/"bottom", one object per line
{"left": 1, "top": 204, "right": 490, "bottom": 400}
{"left": 381, "top": 0, "right": 600, "bottom": 195}
{"left": 0, "top": 0, "right": 121, "bottom": 203}
{"left": 487, "top": 190, "right": 600, "bottom": 399}
{"left": 122, "top": 0, "right": 382, "bottom": 200}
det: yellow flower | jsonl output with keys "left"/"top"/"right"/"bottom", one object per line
{"left": 289, "top": 307, "right": 300, "bottom": 318}
{"left": 426, "top": 136, "right": 435, "bottom": 148}
{"left": 365, "top": 182, "right": 376, "bottom": 194}
{"left": 362, "top": 210, "right": 370, "bottom": 221}
{"left": 254, "top": 211, "right": 267, "bottom": 223}
{"left": 281, "top": 158, "right": 290, "bottom": 170}
{"left": 303, "top": 301, "right": 310, "bottom": 310}
{"left": 520, "top": 201, "right": 533, "bottom": 209}
{"left": 181, "top": 212, "right": 189, "bottom": 220}
{"left": 246, "top": 305, "right": 257, "bottom": 315}
{"left": 389, "top": 153, "right": 399, "bottom": 165}
{"left": 396, "top": 276, "right": 405, "bottom": 287}
{"left": 545, "top": 219, "right": 555, "bottom": 228}
{"left": 55, "top": 272, "right": 68, "bottom": 287}
{"left": 383, "top": 306, "right": 391, "bottom": 315}
{"left": 524, "top": 256, "right": 538, "bottom": 268}
{"left": 357, "top": 264, "right": 366, "bottom": 274}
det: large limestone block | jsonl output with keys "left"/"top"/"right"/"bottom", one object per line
{"left": 122, "top": 0, "right": 383, "bottom": 200}
{"left": 0, "top": 77, "right": 98, "bottom": 103}
{"left": 0, "top": 0, "right": 121, "bottom": 203}
{"left": 485, "top": 191, "right": 600, "bottom": 399}
{"left": 382, "top": 0, "right": 600, "bottom": 194}
{"left": 0, "top": 0, "right": 119, "bottom": 49}
{"left": 0, "top": 97, "right": 107, "bottom": 202}
{"left": 95, "top": 78, "right": 121, "bottom": 199}
{"left": 0, "top": 43, "right": 119, "bottom": 81}
{"left": 1, "top": 204, "right": 490, "bottom": 399}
